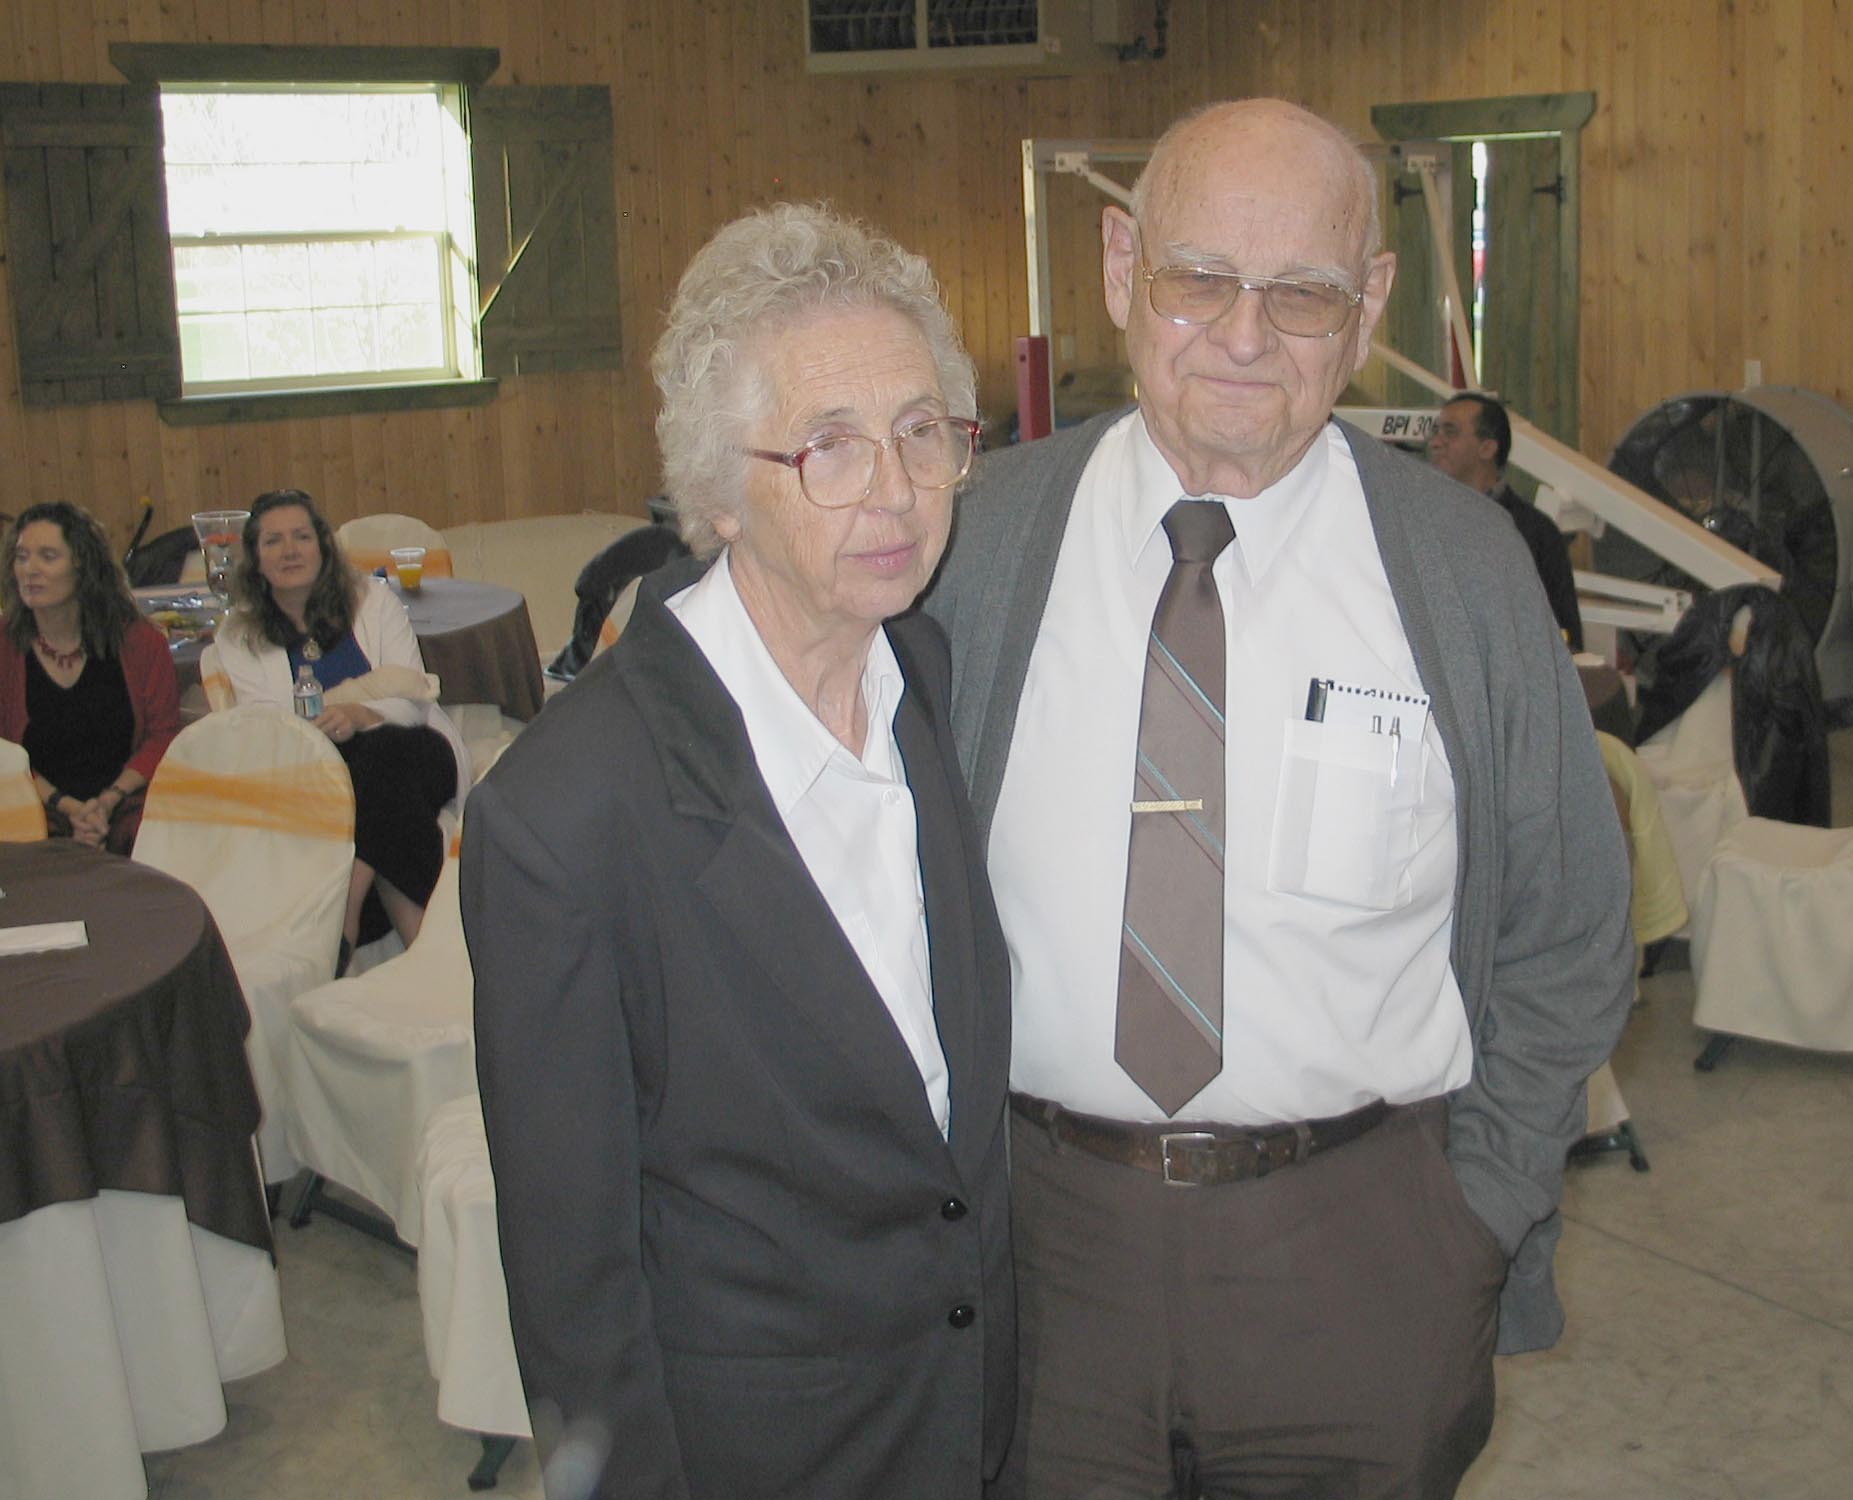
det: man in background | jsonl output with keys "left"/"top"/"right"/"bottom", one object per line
{"left": 929, "top": 98, "right": 1633, "bottom": 1498}
{"left": 1429, "top": 391, "right": 1585, "bottom": 650}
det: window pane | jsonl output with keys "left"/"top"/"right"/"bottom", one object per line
{"left": 162, "top": 91, "right": 448, "bottom": 234}
{"left": 245, "top": 311, "right": 315, "bottom": 379}
{"left": 241, "top": 243, "right": 313, "bottom": 312}
{"left": 179, "top": 315, "right": 251, "bottom": 383}
{"left": 314, "top": 308, "right": 378, "bottom": 372}
{"left": 310, "top": 241, "right": 376, "bottom": 308}
{"left": 172, "top": 245, "right": 246, "bottom": 314}
{"left": 378, "top": 302, "right": 444, "bottom": 371}
{"left": 376, "top": 239, "right": 440, "bottom": 305}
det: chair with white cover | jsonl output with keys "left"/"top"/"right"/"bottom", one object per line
{"left": 335, "top": 512, "right": 454, "bottom": 578}
{"left": 1632, "top": 673, "right": 1746, "bottom": 928}
{"left": 1689, "top": 817, "right": 1853, "bottom": 1069}
{"left": 197, "top": 640, "right": 236, "bottom": 713}
{"left": 1633, "top": 585, "right": 1831, "bottom": 945}
{"left": 445, "top": 703, "right": 524, "bottom": 781}
{"left": 134, "top": 705, "right": 355, "bottom": 1185}
{"left": 284, "top": 823, "right": 477, "bottom": 1245}
{"left": 416, "top": 1092, "right": 531, "bottom": 1488}
{"left": 0, "top": 737, "right": 46, "bottom": 841}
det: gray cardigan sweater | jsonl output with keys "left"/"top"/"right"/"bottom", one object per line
{"left": 925, "top": 410, "right": 1635, "bottom": 1354}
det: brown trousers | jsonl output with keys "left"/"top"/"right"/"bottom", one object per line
{"left": 993, "top": 1098, "right": 1507, "bottom": 1500}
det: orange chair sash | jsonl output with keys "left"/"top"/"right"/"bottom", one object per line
{"left": 0, "top": 795, "right": 47, "bottom": 842}
{"left": 142, "top": 761, "right": 354, "bottom": 841}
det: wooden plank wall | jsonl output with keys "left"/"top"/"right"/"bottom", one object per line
{"left": 0, "top": 0, "right": 1845, "bottom": 553}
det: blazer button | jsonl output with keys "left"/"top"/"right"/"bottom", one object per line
{"left": 941, "top": 1197, "right": 967, "bottom": 1221}
{"left": 947, "top": 1304, "right": 975, "bottom": 1329}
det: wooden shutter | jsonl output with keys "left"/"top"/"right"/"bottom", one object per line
{"left": 0, "top": 84, "right": 180, "bottom": 405}
{"left": 472, "top": 86, "right": 621, "bottom": 377}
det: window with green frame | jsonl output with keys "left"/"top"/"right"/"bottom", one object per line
{"left": 162, "top": 85, "right": 481, "bottom": 395}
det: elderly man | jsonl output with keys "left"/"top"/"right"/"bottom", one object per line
{"left": 1429, "top": 391, "right": 1585, "bottom": 650}
{"left": 927, "top": 99, "right": 1632, "bottom": 1497}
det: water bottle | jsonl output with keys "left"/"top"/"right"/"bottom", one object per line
{"left": 293, "top": 663, "right": 324, "bottom": 720}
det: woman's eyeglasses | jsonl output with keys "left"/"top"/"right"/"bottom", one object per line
{"left": 741, "top": 416, "right": 981, "bottom": 510}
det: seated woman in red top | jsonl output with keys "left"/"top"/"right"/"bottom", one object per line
{"left": 1, "top": 501, "right": 182, "bottom": 852}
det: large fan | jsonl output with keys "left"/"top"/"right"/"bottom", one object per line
{"left": 1595, "top": 385, "right": 1853, "bottom": 703}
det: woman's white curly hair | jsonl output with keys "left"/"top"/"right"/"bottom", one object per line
{"left": 651, "top": 202, "right": 977, "bottom": 559}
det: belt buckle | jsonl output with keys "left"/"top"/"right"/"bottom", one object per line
{"left": 1159, "top": 1131, "right": 1217, "bottom": 1187}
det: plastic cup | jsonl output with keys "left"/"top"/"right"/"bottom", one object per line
{"left": 190, "top": 509, "right": 250, "bottom": 602}
{"left": 391, "top": 546, "right": 427, "bottom": 592}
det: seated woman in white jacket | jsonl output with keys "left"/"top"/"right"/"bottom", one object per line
{"left": 217, "top": 489, "right": 467, "bottom": 961}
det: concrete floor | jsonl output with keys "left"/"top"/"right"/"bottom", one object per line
{"left": 145, "top": 744, "right": 1853, "bottom": 1500}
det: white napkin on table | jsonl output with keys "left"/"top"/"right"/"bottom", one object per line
{"left": 0, "top": 921, "right": 89, "bottom": 956}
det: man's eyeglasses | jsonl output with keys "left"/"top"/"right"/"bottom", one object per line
{"left": 742, "top": 416, "right": 981, "bottom": 510}
{"left": 1141, "top": 263, "right": 1363, "bottom": 339}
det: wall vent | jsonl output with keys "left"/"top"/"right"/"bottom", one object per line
{"left": 804, "top": 0, "right": 1150, "bottom": 75}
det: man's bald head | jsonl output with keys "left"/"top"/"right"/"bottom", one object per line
{"left": 1130, "top": 100, "right": 1383, "bottom": 263}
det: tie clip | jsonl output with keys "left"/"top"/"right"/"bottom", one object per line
{"left": 1131, "top": 798, "right": 1203, "bottom": 813}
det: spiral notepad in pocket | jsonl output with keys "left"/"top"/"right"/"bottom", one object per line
{"left": 1304, "top": 677, "right": 1431, "bottom": 742}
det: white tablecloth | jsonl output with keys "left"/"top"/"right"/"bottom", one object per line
{"left": 0, "top": 1189, "right": 286, "bottom": 1500}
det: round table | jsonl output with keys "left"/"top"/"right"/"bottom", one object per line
{"left": 387, "top": 576, "right": 545, "bottom": 722}
{"left": 0, "top": 841, "right": 284, "bottom": 1499}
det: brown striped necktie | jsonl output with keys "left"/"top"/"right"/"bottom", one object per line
{"left": 1115, "top": 499, "right": 1234, "bottom": 1116}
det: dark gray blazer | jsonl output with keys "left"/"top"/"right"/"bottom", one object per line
{"left": 926, "top": 410, "right": 1634, "bottom": 1356}
{"left": 464, "top": 556, "right": 1014, "bottom": 1499}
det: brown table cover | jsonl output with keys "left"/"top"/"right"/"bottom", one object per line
{"left": 0, "top": 841, "right": 271, "bottom": 1253}
{"left": 388, "top": 576, "right": 546, "bottom": 721}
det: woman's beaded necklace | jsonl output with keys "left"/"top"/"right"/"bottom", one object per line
{"left": 34, "top": 635, "right": 86, "bottom": 671}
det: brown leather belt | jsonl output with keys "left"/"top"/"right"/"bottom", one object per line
{"left": 1009, "top": 1092, "right": 1392, "bottom": 1187}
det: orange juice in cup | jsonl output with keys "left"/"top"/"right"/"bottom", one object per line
{"left": 390, "top": 546, "right": 427, "bottom": 592}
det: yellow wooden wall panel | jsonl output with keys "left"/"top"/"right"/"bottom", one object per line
{"left": 1679, "top": 6, "right": 1719, "bottom": 396}
{"left": 0, "top": 0, "right": 1848, "bottom": 547}
{"left": 185, "top": 0, "right": 231, "bottom": 49}
{"left": 1572, "top": 1, "right": 1613, "bottom": 437}
{"left": 1794, "top": 0, "right": 1837, "bottom": 398}
{"left": 260, "top": 0, "right": 295, "bottom": 45}
{"left": 1630, "top": 0, "right": 1667, "bottom": 406}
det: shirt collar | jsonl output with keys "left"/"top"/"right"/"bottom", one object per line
{"left": 1121, "top": 411, "right": 1333, "bottom": 583}
{"left": 665, "top": 549, "right": 906, "bottom": 818}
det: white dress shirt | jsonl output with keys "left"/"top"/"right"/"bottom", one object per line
{"left": 989, "top": 412, "right": 1473, "bottom": 1124}
{"left": 668, "top": 551, "right": 949, "bottom": 1136}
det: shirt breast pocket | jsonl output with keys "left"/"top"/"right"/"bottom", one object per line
{"left": 1267, "top": 717, "right": 1422, "bottom": 912}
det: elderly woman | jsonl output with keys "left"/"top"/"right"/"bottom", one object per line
{"left": 463, "top": 204, "right": 1013, "bottom": 1500}
{"left": 2, "top": 502, "right": 181, "bottom": 852}
{"left": 216, "top": 490, "right": 466, "bottom": 958}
